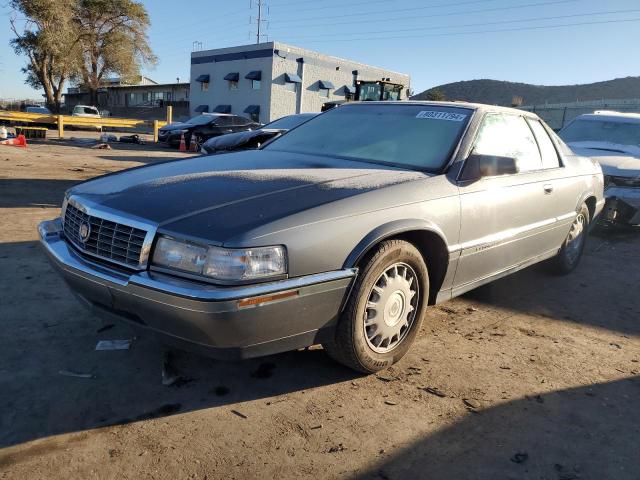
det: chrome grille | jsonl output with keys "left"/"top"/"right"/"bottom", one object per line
{"left": 63, "top": 202, "right": 147, "bottom": 268}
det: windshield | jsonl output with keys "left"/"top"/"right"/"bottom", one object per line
{"left": 263, "top": 114, "right": 316, "bottom": 130}
{"left": 73, "top": 106, "right": 98, "bottom": 115}
{"left": 358, "top": 83, "right": 382, "bottom": 101}
{"left": 186, "top": 114, "right": 215, "bottom": 126}
{"left": 264, "top": 104, "right": 472, "bottom": 171}
{"left": 560, "top": 118, "right": 640, "bottom": 147}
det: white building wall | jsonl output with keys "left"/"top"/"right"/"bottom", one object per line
{"left": 269, "top": 42, "right": 410, "bottom": 121}
{"left": 190, "top": 42, "right": 410, "bottom": 123}
{"left": 190, "top": 44, "right": 273, "bottom": 121}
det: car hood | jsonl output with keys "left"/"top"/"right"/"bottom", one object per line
{"left": 68, "top": 150, "right": 428, "bottom": 243}
{"left": 568, "top": 142, "right": 640, "bottom": 177}
{"left": 202, "top": 129, "right": 282, "bottom": 151}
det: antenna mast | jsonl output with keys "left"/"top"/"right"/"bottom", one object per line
{"left": 250, "top": 0, "right": 269, "bottom": 44}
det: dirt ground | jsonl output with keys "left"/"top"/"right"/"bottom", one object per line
{"left": 0, "top": 136, "right": 639, "bottom": 480}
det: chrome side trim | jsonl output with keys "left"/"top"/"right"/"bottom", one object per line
{"left": 448, "top": 212, "right": 575, "bottom": 254}
{"left": 65, "top": 195, "right": 158, "bottom": 270}
{"left": 39, "top": 218, "right": 357, "bottom": 302}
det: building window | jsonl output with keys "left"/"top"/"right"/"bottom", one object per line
{"left": 201, "top": 81, "right": 209, "bottom": 92}
{"left": 244, "top": 105, "right": 260, "bottom": 123}
{"left": 318, "top": 80, "right": 334, "bottom": 99}
{"left": 246, "top": 71, "right": 262, "bottom": 90}
{"left": 229, "top": 80, "right": 239, "bottom": 90}
{"left": 284, "top": 73, "right": 302, "bottom": 93}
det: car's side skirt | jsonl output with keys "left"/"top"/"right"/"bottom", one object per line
{"left": 434, "top": 247, "right": 559, "bottom": 304}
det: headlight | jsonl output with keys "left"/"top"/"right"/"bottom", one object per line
{"left": 152, "top": 236, "right": 287, "bottom": 282}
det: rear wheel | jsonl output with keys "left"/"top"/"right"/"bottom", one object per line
{"left": 551, "top": 202, "right": 590, "bottom": 274}
{"left": 323, "top": 240, "right": 429, "bottom": 373}
{"left": 194, "top": 133, "right": 205, "bottom": 150}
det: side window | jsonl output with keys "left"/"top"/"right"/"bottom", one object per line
{"left": 528, "top": 120, "right": 561, "bottom": 169}
{"left": 473, "top": 113, "right": 543, "bottom": 173}
{"left": 215, "top": 117, "right": 232, "bottom": 127}
{"left": 232, "top": 116, "right": 249, "bottom": 126}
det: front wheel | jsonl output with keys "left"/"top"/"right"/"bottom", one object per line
{"left": 550, "top": 202, "right": 590, "bottom": 274}
{"left": 323, "top": 240, "right": 429, "bottom": 373}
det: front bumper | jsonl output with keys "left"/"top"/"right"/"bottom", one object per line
{"left": 38, "top": 218, "right": 355, "bottom": 359}
{"left": 602, "top": 186, "right": 640, "bottom": 225}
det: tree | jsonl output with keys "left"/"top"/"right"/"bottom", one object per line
{"left": 511, "top": 95, "right": 524, "bottom": 107}
{"left": 425, "top": 88, "right": 446, "bottom": 101}
{"left": 10, "top": 0, "right": 80, "bottom": 112}
{"left": 9, "top": 0, "right": 156, "bottom": 110}
{"left": 74, "top": 0, "right": 157, "bottom": 104}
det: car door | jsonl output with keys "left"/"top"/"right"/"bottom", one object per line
{"left": 526, "top": 118, "right": 580, "bottom": 245}
{"left": 452, "top": 112, "right": 563, "bottom": 293}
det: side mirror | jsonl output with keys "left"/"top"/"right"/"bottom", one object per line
{"left": 460, "top": 153, "right": 518, "bottom": 181}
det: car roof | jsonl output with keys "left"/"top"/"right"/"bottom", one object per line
{"left": 198, "top": 113, "right": 238, "bottom": 117}
{"left": 340, "top": 100, "right": 540, "bottom": 118}
{"left": 572, "top": 111, "right": 640, "bottom": 124}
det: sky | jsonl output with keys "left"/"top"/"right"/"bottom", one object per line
{"left": 1, "top": 0, "right": 640, "bottom": 99}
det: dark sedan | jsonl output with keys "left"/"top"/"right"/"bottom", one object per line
{"left": 158, "top": 113, "right": 259, "bottom": 148}
{"left": 200, "top": 113, "right": 317, "bottom": 154}
{"left": 39, "top": 102, "right": 603, "bottom": 373}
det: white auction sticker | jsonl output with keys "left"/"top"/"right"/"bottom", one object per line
{"left": 416, "top": 110, "right": 467, "bottom": 122}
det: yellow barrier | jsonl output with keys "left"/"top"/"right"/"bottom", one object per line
{"left": 0, "top": 109, "right": 170, "bottom": 142}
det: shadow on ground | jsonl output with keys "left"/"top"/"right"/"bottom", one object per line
{"left": 463, "top": 228, "right": 640, "bottom": 336}
{"left": 0, "top": 179, "right": 79, "bottom": 208}
{"left": 0, "top": 226, "right": 638, "bottom": 453}
{"left": 359, "top": 376, "right": 640, "bottom": 480}
{"left": 0, "top": 240, "right": 359, "bottom": 449}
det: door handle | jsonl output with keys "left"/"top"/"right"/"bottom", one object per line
{"left": 543, "top": 184, "right": 553, "bottom": 194}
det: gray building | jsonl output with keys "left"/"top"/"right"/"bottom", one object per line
{"left": 190, "top": 41, "right": 410, "bottom": 123}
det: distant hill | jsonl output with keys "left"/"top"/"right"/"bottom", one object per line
{"left": 412, "top": 77, "right": 640, "bottom": 106}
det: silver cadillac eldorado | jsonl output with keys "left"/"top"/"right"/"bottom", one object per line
{"left": 38, "top": 102, "right": 604, "bottom": 373}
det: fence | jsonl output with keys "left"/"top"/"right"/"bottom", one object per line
{"left": 0, "top": 106, "right": 174, "bottom": 142}
{"left": 520, "top": 98, "right": 640, "bottom": 130}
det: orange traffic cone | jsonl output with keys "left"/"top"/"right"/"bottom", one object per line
{"left": 189, "top": 133, "right": 198, "bottom": 152}
{"left": 179, "top": 132, "right": 186, "bottom": 152}
{"left": 0, "top": 134, "right": 27, "bottom": 148}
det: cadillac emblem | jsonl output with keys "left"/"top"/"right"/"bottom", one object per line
{"left": 79, "top": 222, "right": 91, "bottom": 243}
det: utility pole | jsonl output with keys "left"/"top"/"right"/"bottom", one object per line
{"left": 250, "top": 0, "right": 269, "bottom": 44}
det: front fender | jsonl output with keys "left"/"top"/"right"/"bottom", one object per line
{"left": 343, "top": 219, "right": 449, "bottom": 269}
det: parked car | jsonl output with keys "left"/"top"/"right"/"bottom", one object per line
{"left": 559, "top": 111, "right": 640, "bottom": 225}
{"left": 25, "top": 106, "right": 52, "bottom": 115}
{"left": 4, "top": 105, "right": 53, "bottom": 128}
{"left": 38, "top": 102, "right": 604, "bottom": 373}
{"left": 201, "top": 113, "right": 318, "bottom": 155}
{"left": 71, "top": 105, "right": 101, "bottom": 131}
{"left": 159, "top": 113, "right": 259, "bottom": 148}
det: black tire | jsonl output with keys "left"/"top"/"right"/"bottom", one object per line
{"left": 323, "top": 239, "right": 429, "bottom": 373}
{"left": 550, "top": 202, "right": 590, "bottom": 275}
